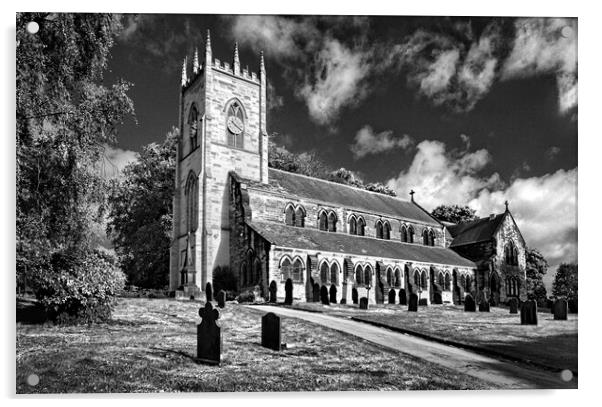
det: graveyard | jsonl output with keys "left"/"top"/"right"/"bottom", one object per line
{"left": 16, "top": 297, "right": 497, "bottom": 393}
{"left": 292, "top": 301, "right": 578, "bottom": 374}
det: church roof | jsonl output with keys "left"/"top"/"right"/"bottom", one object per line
{"left": 239, "top": 168, "right": 441, "bottom": 226}
{"left": 447, "top": 213, "right": 506, "bottom": 247}
{"left": 246, "top": 220, "right": 476, "bottom": 268}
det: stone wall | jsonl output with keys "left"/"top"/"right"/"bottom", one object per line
{"left": 492, "top": 213, "right": 528, "bottom": 302}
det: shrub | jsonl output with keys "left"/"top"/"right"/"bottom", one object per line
{"left": 28, "top": 249, "right": 126, "bottom": 324}
{"left": 212, "top": 265, "right": 237, "bottom": 296}
{"left": 237, "top": 290, "right": 255, "bottom": 303}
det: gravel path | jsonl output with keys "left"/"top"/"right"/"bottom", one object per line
{"left": 248, "top": 305, "right": 576, "bottom": 389}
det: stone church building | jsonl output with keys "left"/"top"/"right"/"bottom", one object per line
{"left": 169, "top": 34, "right": 527, "bottom": 306}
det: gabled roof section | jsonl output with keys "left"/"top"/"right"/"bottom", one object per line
{"left": 448, "top": 213, "right": 506, "bottom": 247}
{"left": 247, "top": 220, "right": 476, "bottom": 268}
{"left": 237, "top": 168, "right": 441, "bottom": 226}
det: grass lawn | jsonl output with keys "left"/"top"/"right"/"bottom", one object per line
{"left": 16, "top": 297, "right": 496, "bottom": 393}
{"left": 291, "top": 302, "right": 577, "bottom": 373}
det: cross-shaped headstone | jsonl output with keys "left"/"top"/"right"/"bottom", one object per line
{"left": 196, "top": 302, "right": 221, "bottom": 365}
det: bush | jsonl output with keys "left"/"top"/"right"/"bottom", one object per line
{"left": 28, "top": 249, "right": 126, "bottom": 324}
{"left": 237, "top": 290, "right": 255, "bottom": 303}
{"left": 212, "top": 265, "right": 237, "bottom": 296}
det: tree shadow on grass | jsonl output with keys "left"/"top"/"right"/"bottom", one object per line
{"left": 17, "top": 297, "right": 50, "bottom": 325}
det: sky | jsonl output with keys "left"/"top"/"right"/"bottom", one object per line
{"left": 104, "top": 14, "right": 578, "bottom": 289}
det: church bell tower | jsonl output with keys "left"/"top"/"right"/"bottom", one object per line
{"left": 169, "top": 31, "right": 268, "bottom": 296}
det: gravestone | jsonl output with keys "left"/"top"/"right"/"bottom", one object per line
{"left": 320, "top": 286, "right": 330, "bottom": 305}
{"left": 520, "top": 300, "right": 538, "bottom": 325}
{"left": 284, "top": 279, "right": 293, "bottom": 305}
{"left": 312, "top": 283, "right": 320, "bottom": 302}
{"left": 329, "top": 285, "right": 337, "bottom": 304}
{"left": 408, "top": 293, "right": 418, "bottom": 312}
{"left": 399, "top": 289, "right": 407, "bottom": 305}
{"left": 388, "top": 289, "right": 396, "bottom": 304}
{"left": 464, "top": 294, "right": 476, "bottom": 312}
{"left": 359, "top": 297, "right": 369, "bottom": 310}
{"left": 508, "top": 297, "right": 519, "bottom": 314}
{"left": 196, "top": 302, "right": 221, "bottom": 365}
{"left": 418, "top": 298, "right": 428, "bottom": 306}
{"left": 216, "top": 290, "right": 226, "bottom": 308}
{"left": 261, "top": 312, "right": 282, "bottom": 351}
{"left": 269, "top": 281, "right": 277, "bottom": 303}
{"left": 478, "top": 301, "right": 490, "bottom": 312}
{"left": 351, "top": 288, "right": 359, "bottom": 304}
{"left": 340, "top": 298, "right": 346, "bottom": 305}
{"left": 205, "top": 282, "right": 213, "bottom": 303}
{"left": 433, "top": 292, "right": 442, "bottom": 305}
{"left": 553, "top": 299, "right": 568, "bottom": 320}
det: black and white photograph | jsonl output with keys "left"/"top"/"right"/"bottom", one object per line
{"left": 11, "top": 3, "right": 586, "bottom": 398}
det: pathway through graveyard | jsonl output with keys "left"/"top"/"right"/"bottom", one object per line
{"left": 248, "top": 305, "right": 576, "bottom": 389}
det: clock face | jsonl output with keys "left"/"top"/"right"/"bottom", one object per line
{"left": 227, "top": 116, "right": 244, "bottom": 135}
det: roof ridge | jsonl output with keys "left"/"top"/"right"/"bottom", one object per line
{"left": 269, "top": 167, "right": 413, "bottom": 204}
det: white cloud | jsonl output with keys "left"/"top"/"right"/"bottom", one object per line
{"left": 100, "top": 145, "right": 138, "bottom": 179}
{"left": 469, "top": 168, "right": 577, "bottom": 268}
{"left": 502, "top": 18, "right": 577, "bottom": 114}
{"left": 386, "top": 139, "right": 500, "bottom": 209}
{"left": 387, "top": 139, "right": 577, "bottom": 270}
{"left": 350, "top": 125, "right": 413, "bottom": 159}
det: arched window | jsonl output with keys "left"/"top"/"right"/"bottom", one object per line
{"left": 364, "top": 265, "right": 372, "bottom": 287}
{"left": 420, "top": 270, "right": 428, "bottom": 290}
{"left": 295, "top": 206, "right": 305, "bottom": 227}
{"left": 318, "top": 211, "right": 328, "bottom": 231}
{"left": 465, "top": 275, "right": 472, "bottom": 291}
{"left": 330, "top": 262, "right": 339, "bottom": 285}
{"left": 460, "top": 274, "right": 466, "bottom": 291}
{"left": 438, "top": 272, "right": 444, "bottom": 287}
{"left": 375, "top": 220, "right": 383, "bottom": 239}
{"left": 188, "top": 104, "right": 199, "bottom": 150}
{"left": 253, "top": 259, "right": 262, "bottom": 285}
{"left": 328, "top": 211, "right": 337, "bottom": 232}
{"left": 408, "top": 226, "right": 415, "bottom": 243}
{"left": 320, "top": 262, "right": 330, "bottom": 285}
{"left": 422, "top": 229, "right": 429, "bottom": 245}
{"left": 386, "top": 267, "right": 393, "bottom": 286}
{"left": 413, "top": 270, "right": 420, "bottom": 287}
{"left": 241, "top": 262, "right": 248, "bottom": 287}
{"left": 505, "top": 242, "right": 518, "bottom": 265}
{"left": 185, "top": 172, "right": 198, "bottom": 233}
{"left": 226, "top": 100, "right": 245, "bottom": 148}
{"left": 383, "top": 221, "right": 391, "bottom": 240}
{"left": 394, "top": 268, "right": 402, "bottom": 288}
{"left": 357, "top": 217, "right": 365, "bottom": 236}
{"left": 429, "top": 230, "right": 436, "bottom": 246}
{"left": 444, "top": 273, "right": 451, "bottom": 291}
{"left": 284, "top": 204, "right": 295, "bottom": 226}
{"left": 400, "top": 225, "right": 408, "bottom": 242}
{"left": 349, "top": 215, "right": 357, "bottom": 235}
{"left": 280, "top": 257, "right": 292, "bottom": 282}
{"left": 292, "top": 258, "right": 304, "bottom": 283}
{"left": 355, "top": 265, "right": 363, "bottom": 285}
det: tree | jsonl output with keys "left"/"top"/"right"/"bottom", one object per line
{"left": 552, "top": 263, "right": 578, "bottom": 301}
{"left": 16, "top": 13, "right": 134, "bottom": 321}
{"left": 107, "top": 129, "right": 178, "bottom": 288}
{"left": 431, "top": 205, "right": 477, "bottom": 224}
{"left": 525, "top": 247, "right": 548, "bottom": 304}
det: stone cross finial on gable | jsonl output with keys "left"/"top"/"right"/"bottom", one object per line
{"left": 409, "top": 189, "right": 415, "bottom": 202}
{"left": 504, "top": 200, "right": 509, "bottom": 212}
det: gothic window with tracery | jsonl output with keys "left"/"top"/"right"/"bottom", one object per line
{"left": 188, "top": 104, "right": 199, "bottom": 150}
{"left": 226, "top": 101, "right": 244, "bottom": 148}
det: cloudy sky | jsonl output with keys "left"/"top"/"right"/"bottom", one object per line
{"left": 105, "top": 14, "right": 577, "bottom": 286}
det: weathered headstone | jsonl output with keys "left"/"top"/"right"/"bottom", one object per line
{"left": 312, "top": 283, "right": 320, "bottom": 302}
{"left": 340, "top": 298, "right": 346, "bottom": 305}
{"left": 478, "top": 301, "right": 490, "bottom": 312}
{"left": 351, "top": 288, "right": 359, "bottom": 304}
{"left": 329, "top": 285, "right": 337, "bottom": 304}
{"left": 553, "top": 299, "right": 568, "bottom": 320}
{"left": 418, "top": 298, "right": 428, "bottom": 306}
{"left": 320, "top": 285, "right": 330, "bottom": 305}
{"left": 261, "top": 312, "right": 281, "bottom": 351}
{"left": 433, "top": 292, "right": 442, "bottom": 304}
{"left": 388, "top": 289, "right": 396, "bottom": 304}
{"left": 520, "top": 299, "right": 538, "bottom": 325}
{"left": 508, "top": 297, "right": 518, "bottom": 314}
{"left": 464, "top": 294, "right": 476, "bottom": 312}
{"left": 408, "top": 293, "right": 418, "bottom": 312}
{"left": 359, "top": 297, "right": 369, "bottom": 310}
{"left": 205, "top": 282, "right": 213, "bottom": 303}
{"left": 269, "top": 281, "right": 277, "bottom": 303}
{"left": 284, "top": 279, "right": 293, "bottom": 305}
{"left": 216, "top": 290, "right": 226, "bottom": 308}
{"left": 196, "top": 302, "right": 221, "bottom": 365}
{"left": 399, "top": 289, "right": 407, "bottom": 305}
